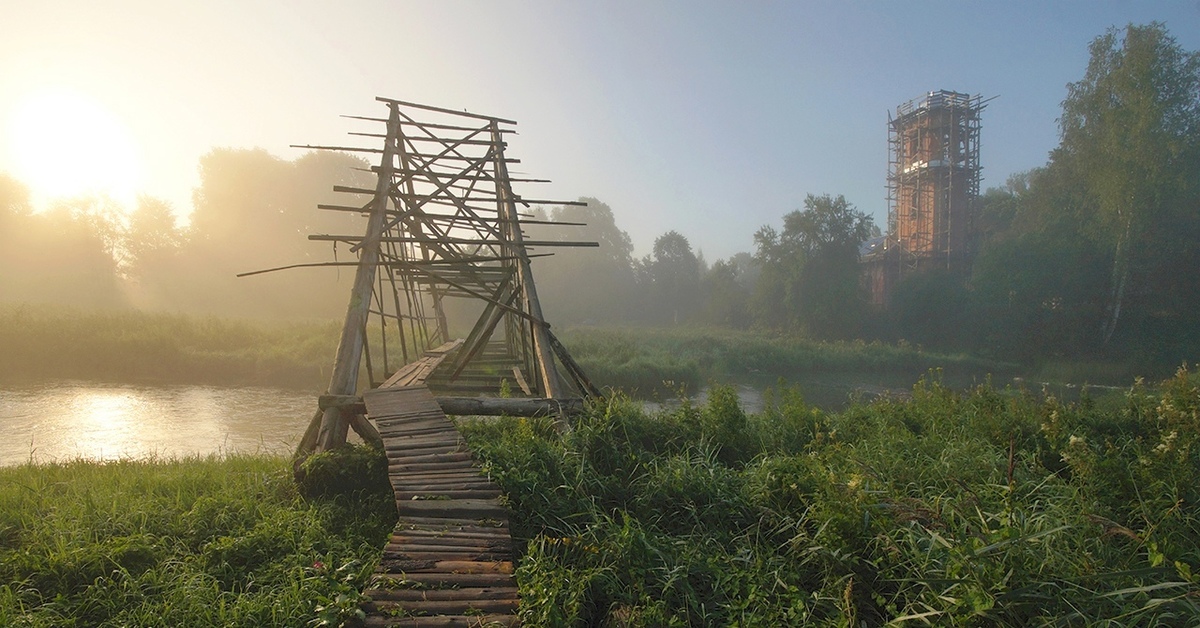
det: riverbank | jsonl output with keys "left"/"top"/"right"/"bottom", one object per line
{"left": 0, "top": 305, "right": 338, "bottom": 390}
{"left": 3, "top": 370, "right": 1197, "bottom": 625}
{"left": 0, "top": 305, "right": 1021, "bottom": 396}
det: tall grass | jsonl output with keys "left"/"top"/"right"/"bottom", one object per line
{"left": 0, "top": 449, "right": 395, "bottom": 627}
{"left": 459, "top": 367, "right": 1200, "bottom": 625}
{"left": 561, "top": 326, "right": 1013, "bottom": 394}
{"left": 0, "top": 305, "right": 339, "bottom": 389}
{"left": 0, "top": 306, "right": 1014, "bottom": 397}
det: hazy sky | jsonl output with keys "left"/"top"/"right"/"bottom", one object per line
{"left": 2, "top": 1, "right": 1198, "bottom": 259}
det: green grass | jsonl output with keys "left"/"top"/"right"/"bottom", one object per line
{"left": 0, "top": 306, "right": 1018, "bottom": 398}
{"left": 458, "top": 367, "right": 1200, "bottom": 626}
{"left": 0, "top": 449, "right": 395, "bottom": 628}
{"left": 560, "top": 325, "right": 1014, "bottom": 395}
{"left": 0, "top": 304, "right": 339, "bottom": 389}
{"left": 3, "top": 370, "right": 1197, "bottom": 626}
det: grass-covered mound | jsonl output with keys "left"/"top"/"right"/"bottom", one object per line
{"left": 0, "top": 450, "right": 395, "bottom": 627}
{"left": 460, "top": 368, "right": 1200, "bottom": 625}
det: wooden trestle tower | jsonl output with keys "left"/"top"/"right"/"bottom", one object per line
{"left": 281, "top": 98, "right": 598, "bottom": 456}
{"left": 250, "top": 98, "right": 600, "bottom": 625}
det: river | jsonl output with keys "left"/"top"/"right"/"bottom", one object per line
{"left": 1, "top": 373, "right": 1126, "bottom": 466}
{"left": 0, "top": 381, "right": 317, "bottom": 466}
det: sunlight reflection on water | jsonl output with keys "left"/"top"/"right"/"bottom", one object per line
{"left": 0, "top": 381, "right": 316, "bottom": 466}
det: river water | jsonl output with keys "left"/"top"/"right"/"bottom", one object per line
{"left": 0, "top": 373, "right": 1125, "bottom": 467}
{"left": 0, "top": 381, "right": 317, "bottom": 466}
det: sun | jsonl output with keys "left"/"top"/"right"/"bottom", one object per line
{"left": 6, "top": 87, "right": 143, "bottom": 207}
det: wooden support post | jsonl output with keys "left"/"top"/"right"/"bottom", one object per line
{"left": 309, "top": 103, "right": 403, "bottom": 455}
{"left": 490, "top": 122, "right": 564, "bottom": 413}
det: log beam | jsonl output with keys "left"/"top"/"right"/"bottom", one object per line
{"left": 318, "top": 394, "right": 585, "bottom": 418}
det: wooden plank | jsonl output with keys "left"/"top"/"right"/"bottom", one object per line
{"left": 385, "top": 460, "right": 478, "bottom": 473}
{"left": 367, "top": 588, "right": 518, "bottom": 602}
{"left": 361, "top": 379, "right": 520, "bottom": 626}
{"left": 394, "top": 515, "right": 509, "bottom": 529}
{"left": 368, "top": 598, "right": 518, "bottom": 615}
{"left": 391, "top": 531, "right": 512, "bottom": 544}
{"left": 310, "top": 234, "right": 598, "bottom": 248}
{"left": 362, "top": 614, "right": 519, "bottom": 628}
{"left": 368, "top": 572, "right": 515, "bottom": 588}
{"left": 376, "top": 96, "right": 519, "bottom": 125}
{"left": 384, "top": 451, "right": 473, "bottom": 465}
{"left": 395, "top": 500, "right": 508, "bottom": 519}
{"left": 377, "top": 559, "right": 513, "bottom": 575}
{"left": 396, "top": 491, "right": 503, "bottom": 501}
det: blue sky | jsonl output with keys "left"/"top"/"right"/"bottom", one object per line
{"left": 3, "top": 1, "right": 1198, "bottom": 259}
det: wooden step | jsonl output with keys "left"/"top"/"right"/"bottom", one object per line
{"left": 362, "top": 614, "right": 519, "bottom": 628}
{"left": 363, "top": 382, "right": 521, "bottom": 627}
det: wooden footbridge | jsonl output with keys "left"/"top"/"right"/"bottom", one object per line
{"left": 360, "top": 375, "right": 518, "bottom": 626}
{"left": 245, "top": 98, "right": 598, "bottom": 626}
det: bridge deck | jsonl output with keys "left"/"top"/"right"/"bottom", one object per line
{"left": 359, "top": 384, "right": 520, "bottom": 627}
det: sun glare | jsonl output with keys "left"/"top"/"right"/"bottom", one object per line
{"left": 6, "top": 88, "right": 143, "bottom": 207}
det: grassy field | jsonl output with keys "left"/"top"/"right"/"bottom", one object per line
{"left": 0, "top": 450, "right": 395, "bottom": 628}
{"left": 0, "top": 305, "right": 339, "bottom": 390}
{"left": 542, "top": 326, "right": 1009, "bottom": 396}
{"left": 0, "top": 305, "right": 1016, "bottom": 398}
{"left": 1, "top": 369, "right": 1197, "bottom": 625}
{"left": 459, "top": 368, "right": 1200, "bottom": 625}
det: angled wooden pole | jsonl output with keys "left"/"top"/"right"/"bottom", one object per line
{"left": 490, "top": 121, "right": 563, "bottom": 404}
{"left": 307, "top": 103, "right": 401, "bottom": 454}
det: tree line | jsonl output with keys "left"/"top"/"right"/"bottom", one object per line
{"left": 533, "top": 23, "right": 1200, "bottom": 369}
{"left": 0, "top": 149, "right": 371, "bottom": 319}
{"left": 2, "top": 23, "right": 1196, "bottom": 369}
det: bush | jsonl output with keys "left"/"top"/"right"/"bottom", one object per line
{"left": 296, "top": 444, "right": 390, "bottom": 499}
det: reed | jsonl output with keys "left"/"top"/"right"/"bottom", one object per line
{"left": 0, "top": 449, "right": 395, "bottom": 627}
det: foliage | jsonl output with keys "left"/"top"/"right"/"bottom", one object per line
{"left": 296, "top": 445, "right": 391, "bottom": 499}
{"left": 528, "top": 198, "right": 640, "bottom": 324}
{"left": 459, "top": 369, "right": 1200, "bottom": 626}
{"left": 1045, "top": 22, "right": 1200, "bottom": 351}
{"left": 752, "top": 194, "right": 874, "bottom": 337}
{"left": 0, "top": 150, "right": 371, "bottom": 318}
{"left": 638, "top": 230, "right": 703, "bottom": 325}
{"left": 559, "top": 325, "right": 1006, "bottom": 396}
{"left": 0, "top": 454, "right": 395, "bottom": 627}
{"left": 0, "top": 305, "right": 339, "bottom": 389}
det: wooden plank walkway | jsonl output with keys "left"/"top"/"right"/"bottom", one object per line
{"left": 359, "top": 384, "right": 520, "bottom": 627}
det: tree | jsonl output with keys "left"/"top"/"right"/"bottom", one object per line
{"left": 123, "top": 196, "right": 183, "bottom": 277}
{"left": 701, "top": 258, "right": 752, "bottom": 328}
{"left": 529, "top": 198, "right": 639, "bottom": 323}
{"left": 752, "top": 194, "right": 874, "bottom": 337}
{"left": 176, "top": 148, "right": 373, "bottom": 317}
{"left": 643, "top": 231, "right": 701, "bottom": 324}
{"left": 1055, "top": 23, "right": 1200, "bottom": 344}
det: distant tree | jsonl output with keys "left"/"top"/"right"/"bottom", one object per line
{"left": 121, "top": 196, "right": 187, "bottom": 308}
{"left": 643, "top": 231, "right": 701, "bottom": 324}
{"left": 2, "top": 195, "right": 126, "bottom": 307}
{"left": 0, "top": 174, "right": 32, "bottom": 303}
{"left": 177, "top": 148, "right": 372, "bottom": 317}
{"left": 531, "top": 198, "right": 639, "bottom": 324}
{"left": 890, "top": 269, "right": 970, "bottom": 350}
{"left": 753, "top": 194, "right": 873, "bottom": 337}
{"left": 701, "top": 258, "right": 752, "bottom": 328}
{"left": 1055, "top": 22, "right": 1200, "bottom": 344}
{"left": 0, "top": 173, "right": 30, "bottom": 222}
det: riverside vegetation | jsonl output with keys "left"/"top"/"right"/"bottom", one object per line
{"left": 0, "top": 305, "right": 1010, "bottom": 396}
{"left": 2, "top": 369, "right": 1197, "bottom": 626}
